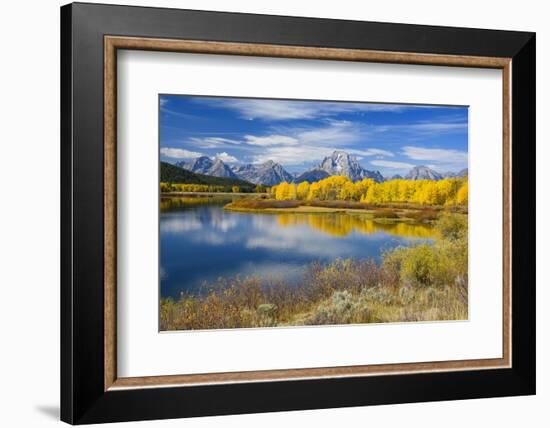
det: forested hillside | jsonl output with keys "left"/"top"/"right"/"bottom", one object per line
{"left": 160, "top": 162, "right": 254, "bottom": 190}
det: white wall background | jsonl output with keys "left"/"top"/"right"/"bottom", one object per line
{"left": 0, "top": 0, "right": 546, "bottom": 426}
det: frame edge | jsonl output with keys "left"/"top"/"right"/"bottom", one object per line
{"left": 63, "top": 3, "right": 536, "bottom": 423}
{"left": 104, "top": 35, "right": 513, "bottom": 390}
{"left": 510, "top": 33, "right": 536, "bottom": 394}
{"left": 60, "top": 2, "right": 74, "bottom": 425}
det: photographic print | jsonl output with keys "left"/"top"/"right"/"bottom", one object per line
{"left": 159, "top": 95, "right": 468, "bottom": 331}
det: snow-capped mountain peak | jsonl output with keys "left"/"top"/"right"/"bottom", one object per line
{"left": 404, "top": 165, "right": 443, "bottom": 181}
{"left": 231, "top": 160, "right": 293, "bottom": 186}
{"left": 177, "top": 156, "right": 237, "bottom": 179}
{"left": 318, "top": 151, "right": 384, "bottom": 182}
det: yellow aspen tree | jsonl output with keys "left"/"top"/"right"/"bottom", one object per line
{"left": 287, "top": 183, "right": 297, "bottom": 200}
{"left": 355, "top": 178, "right": 374, "bottom": 201}
{"left": 456, "top": 181, "right": 468, "bottom": 205}
{"left": 308, "top": 181, "right": 321, "bottom": 200}
{"left": 338, "top": 181, "right": 354, "bottom": 200}
{"left": 275, "top": 182, "right": 289, "bottom": 200}
{"left": 296, "top": 181, "right": 310, "bottom": 200}
{"left": 437, "top": 179, "right": 453, "bottom": 205}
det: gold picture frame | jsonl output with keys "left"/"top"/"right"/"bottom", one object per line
{"left": 103, "top": 36, "right": 512, "bottom": 391}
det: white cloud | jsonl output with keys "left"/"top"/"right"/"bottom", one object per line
{"left": 160, "top": 107, "right": 197, "bottom": 120}
{"left": 215, "top": 152, "right": 239, "bottom": 163}
{"left": 251, "top": 144, "right": 394, "bottom": 167}
{"left": 294, "top": 120, "right": 360, "bottom": 145}
{"left": 252, "top": 146, "right": 336, "bottom": 166}
{"left": 401, "top": 146, "right": 468, "bottom": 163}
{"left": 373, "top": 122, "right": 467, "bottom": 135}
{"left": 253, "top": 122, "right": 392, "bottom": 161}
{"left": 179, "top": 120, "right": 394, "bottom": 166}
{"left": 369, "top": 121, "right": 468, "bottom": 138}
{"left": 160, "top": 148, "right": 204, "bottom": 159}
{"left": 408, "top": 123, "right": 467, "bottom": 132}
{"left": 183, "top": 121, "right": 365, "bottom": 153}
{"left": 199, "top": 98, "right": 407, "bottom": 121}
{"left": 370, "top": 160, "right": 415, "bottom": 169}
{"left": 226, "top": 99, "right": 316, "bottom": 120}
{"left": 188, "top": 137, "right": 241, "bottom": 148}
{"left": 244, "top": 135, "right": 298, "bottom": 146}
{"left": 347, "top": 148, "right": 394, "bottom": 157}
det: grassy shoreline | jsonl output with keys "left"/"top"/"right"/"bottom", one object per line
{"left": 160, "top": 214, "right": 468, "bottom": 331}
{"left": 225, "top": 204, "right": 375, "bottom": 215}
{"left": 223, "top": 198, "right": 464, "bottom": 222}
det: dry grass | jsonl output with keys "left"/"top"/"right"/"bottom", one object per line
{"left": 302, "top": 200, "right": 369, "bottom": 210}
{"left": 372, "top": 209, "right": 400, "bottom": 219}
{"left": 226, "top": 199, "right": 302, "bottom": 209}
{"left": 160, "top": 257, "right": 467, "bottom": 330}
{"left": 223, "top": 198, "right": 463, "bottom": 223}
{"left": 405, "top": 208, "right": 440, "bottom": 222}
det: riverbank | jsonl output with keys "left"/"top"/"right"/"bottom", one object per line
{"left": 223, "top": 198, "right": 460, "bottom": 222}
{"left": 226, "top": 203, "right": 373, "bottom": 215}
{"left": 161, "top": 191, "right": 268, "bottom": 197}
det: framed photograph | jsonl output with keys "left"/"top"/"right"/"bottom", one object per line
{"left": 61, "top": 2, "right": 535, "bottom": 424}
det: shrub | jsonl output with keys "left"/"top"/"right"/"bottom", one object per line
{"left": 381, "top": 247, "right": 405, "bottom": 287}
{"left": 361, "top": 285, "right": 396, "bottom": 305}
{"left": 379, "top": 214, "right": 468, "bottom": 290}
{"left": 303, "top": 291, "right": 368, "bottom": 325}
{"left": 399, "top": 244, "right": 438, "bottom": 287}
{"left": 398, "top": 286, "right": 415, "bottom": 305}
{"left": 434, "top": 214, "right": 468, "bottom": 241}
{"left": 256, "top": 303, "right": 278, "bottom": 327}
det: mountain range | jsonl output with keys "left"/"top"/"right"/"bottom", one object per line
{"left": 173, "top": 150, "right": 467, "bottom": 186}
{"left": 442, "top": 168, "right": 469, "bottom": 179}
{"left": 231, "top": 160, "right": 294, "bottom": 186}
{"left": 176, "top": 156, "right": 238, "bottom": 179}
{"left": 294, "top": 168, "right": 330, "bottom": 183}
{"left": 161, "top": 161, "right": 255, "bottom": 189}
{"left": 405, "top": 165, "right": 444, "bottom": 181}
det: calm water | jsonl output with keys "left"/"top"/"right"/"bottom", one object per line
{"left": 160, "top": 196, "right": 434, "bottom": 299}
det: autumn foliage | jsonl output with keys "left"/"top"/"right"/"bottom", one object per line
{"left": 270, "top": 175, "right": 468, "bottom": 206}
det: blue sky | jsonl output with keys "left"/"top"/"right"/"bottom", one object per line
{"left": 159, "top": 95, "right": 468, "bottom": 176}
